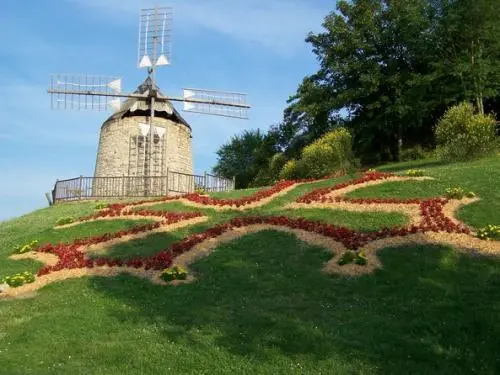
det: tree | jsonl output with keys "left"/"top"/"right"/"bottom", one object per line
{"left": 281, "top": 0, "right": 500, "bottom": 163}
{"left": 212, "top": 129, "right": 277, "bottom": 189}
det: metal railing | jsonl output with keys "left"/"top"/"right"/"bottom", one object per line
{"left": 52, "top": 171, "right": 235, "bottom": 203}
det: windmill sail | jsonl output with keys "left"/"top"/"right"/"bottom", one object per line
{"left": 182, "top": 88, "right": 249, "bottom": 119}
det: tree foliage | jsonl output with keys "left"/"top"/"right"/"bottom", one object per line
{"left": 280, "top": 0, "right": 500, "bottom": 164}
{"left": 212, "top": 129, "right": 277, "bottom": 189}
{"left": 212, "top": 0, "right": 500, "bottom": 187}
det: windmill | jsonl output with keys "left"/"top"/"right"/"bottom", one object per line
{"left": 47, "top": 6, "right": 250, "bottom": 196}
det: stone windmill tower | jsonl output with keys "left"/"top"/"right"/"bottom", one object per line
{"left": 48, "top": 6, "right": 250, "bottom": 197}
{"left": 94, "top": 77, "right": 193, "bottom": 179}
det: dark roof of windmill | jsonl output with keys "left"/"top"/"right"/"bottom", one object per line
{"left": 103, "top": 76, "right": 191, "bottom": 130}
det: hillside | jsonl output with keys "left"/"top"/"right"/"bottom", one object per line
{"left": 0, "top": 155, "right": 499, "bottom": 374}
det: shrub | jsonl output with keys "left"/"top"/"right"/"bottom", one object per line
{"left": 299, "top": 128, "right": 354, "bottom": 179}
{"left": 95, "top": 202, "right": 108, "bottom": 209}
{"left": 338, "top": 251, "right": 356, "bottom": 266}
{"left": 160, "top": 265, "right": 188, "bottom": 282}
{"left": 435, "top": 102, "right": 497, "bottom": 161}
{"left": 12, "top": 240, "right": 39, "bottom": 254}
{"left": 1, "top": 271, "right": 36, "bottom": 287}
{"left": 56, "top": 217, "right": 75, "bottom": 226}
{"left": 195, "top": 187, "right": 207, "bottom": 195}
{"left": 279, "top": 159, "right": 299, "bottom": 180}
{"left": 400, "top": 145, "right": 428, "bottom": 161}
{"left": 406, "top": 169, "right": 425, "bottom": 177}
{"left": 354, "top": 251, "right": 368, "bottom": 266}
{"left": 477, "top": 225, "right": 500, "bottom": 241}
{"left": 444, "top": 187, "right": 472, "bottom": 199}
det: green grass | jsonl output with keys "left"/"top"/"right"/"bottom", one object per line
{"left": 209, "top": 186, "right": 265, "bottom": 199}
{"left": 1, "top": 232, "right": 499, "bottom": 374}
{"left": 346, "top": 180, "right": 445, "bottom": 200}
{"left": 0, "top": 156, "right": 499, "bottom": 374}
{"left": 279, "top": 208, "right": 408, "bottom": 231}
{"left": 378, "top": 155, "right": 500, "bottom": 228}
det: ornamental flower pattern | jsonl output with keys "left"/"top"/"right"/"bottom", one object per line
{"left": 4, "top": 171, "right": 498, "bottom": 299}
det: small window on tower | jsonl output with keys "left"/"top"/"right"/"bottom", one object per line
{"left": 137, "top": 136, "right": 145, "bottom": 148}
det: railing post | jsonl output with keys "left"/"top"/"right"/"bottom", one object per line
{"left": 121, "top": 174, "right": 125, "bottom": 197}
{"left": 52, "top": 179, "right": 58, "bottom": 204}
{"left": 204, "top": 171, "right": 207, "bottom": 191}
{"left": 232, "top": 176, "right": 236, "bottom": 191}
{"left": 166, "top": 167, "right": 170, "bottom": 196}
{"left": 79, "top": 175, "right": 83, "bottom": 200}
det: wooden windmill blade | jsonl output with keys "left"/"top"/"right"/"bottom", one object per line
{"left": 166, "top": 88, "right": 250, "bottom": 119}
{"left": 48, "top": 74, "right": 128, "bottom": 111}
{"left": 46, "top": 5, "right": 251, "bottom": 198}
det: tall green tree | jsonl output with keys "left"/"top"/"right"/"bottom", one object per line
{"left": 212, "top": 129, "right": 277, "bottom": 189}
{"left": 431, "top": 0, "right": 500, "bottom": 114}
{"left": 279, "top": 0, "right": 500, "bottom": 163}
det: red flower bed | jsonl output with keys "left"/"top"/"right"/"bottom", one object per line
{"left": 78, "top": 207, "right": 201, "bottom": 223}
{"left": 77, "top": 171, "right": 346, "bottom": 216}
{"left": 36, "top": 200, "right": 471, "bottom": 278}
{"left": 296, "top": 171, "right": 397, "bottom": 204}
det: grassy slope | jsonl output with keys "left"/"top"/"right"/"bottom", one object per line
{"left": 0, "top": 156, "right": 499, "bottom": 374}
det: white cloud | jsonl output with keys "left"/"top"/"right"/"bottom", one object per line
{"left": 64, "top": 0, "right": 327, "bottom": 56}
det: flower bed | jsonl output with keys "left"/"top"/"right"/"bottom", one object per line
{"left": 296, "top": 171, "right": 397, "bottom": 204}
{"left": 82, "top": 172, "right": 346, "bottom": 214}
{"left": 36, "top": 205, "right": 472, "bottom": 279}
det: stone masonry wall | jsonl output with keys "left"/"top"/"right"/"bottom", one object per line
{"left": 94, "top": 115, "right": 193, "bottom": 177}
{"left": 93, "top": 115, "right": 193, "bottom": 196}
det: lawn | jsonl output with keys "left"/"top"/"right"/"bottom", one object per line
{"left": 0, "top": 155, "right": 499, "bottom": 374}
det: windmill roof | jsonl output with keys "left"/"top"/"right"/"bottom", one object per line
{"left": 103, "top": 76, "right": 191, "bottom": 130}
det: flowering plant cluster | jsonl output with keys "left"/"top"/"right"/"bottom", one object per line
{"left": 477, "top": 225, "right": 500, "bottom": 241}
{"left": 406, "top": 169, "right": 425, "bottom": 177}
{"left": 1, "top": 271, "right": 35, "bottom": 287}
{"left": 36, "top": 211, "right": 203, "bottom": 276}
{"left": 75, "top": 180, "right": 299, "bottom": 213}
{"left": 78, "top": 206, "right": 201, "bottom": 223}
{"left": 12, "top": 239, "right": 39, "bottom": 254}
{"left": 161, "top": 265, "right": 188, "bottom": 282}
{"left": 179, "top": 180, "right": 297, "bottom": 207}
{"left": 337, "top": 250, "right": 367, "bottom": 266}
{"left": 444, "top": 187, "right": 475, "bottom": 199}
{"left": 85, "top": 173, "right": 347, "bottom": 213}
{"left": 33, "top": 199, "right": 472, "bottom": 280}
{"left": 296, "top": 171, "right": 396, "bottom": 204}
{"left": 419, "top": 198, "right": 470, "bottom": 234}
{"left": 56, "top": 217, "right": 75, "bottom": 226}
{"left": 95, "top": 202, "right": 109, "bottom": 209}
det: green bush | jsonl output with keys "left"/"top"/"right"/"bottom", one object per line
{"left": 435, "top": 102, "right": 497, "bottom": 161}
{"left": 299, "top": 128, "right": 354, "bottom": 179}
{"left": 56, "top": 217, "right": 75, "bottom": 226}
{"left": 406, "top": 169, "right": 425, "bottom": 177}
{"left": 444, "top": 187, "right": 476, "bottom": 200}
{"left": 477, "top": 225, "right": 500, "bottom": 241}
{"left": 338, "top": 250, "right": 368, "bottom": 266}
{"left": 95, "top": 202, "right": 108, "bottom": 209}
{"left": 338, "top": 251, "right": 356, "bottom": 266}
{"left": 354, "top": 251, "right": 368, "bottom": 266}
{"left": 278, "top": 128, "right": 354, "bottom": 180}
{"left": 279, "top": 159, "right": 299, "bottom": 180}
{"left": 161, "top": 266, "right": 188, "bottom": 282}
{"left": 12, "top": 240, "right": 39, "bottom": 254}
{"left": 195, "top": 187, "right": 207, "bottom": 195}
{"left": 400, "top": 145, "right": 428, "bottom": 161}
{"left": 1, "top": 271, "right": 36, "bottom": 288}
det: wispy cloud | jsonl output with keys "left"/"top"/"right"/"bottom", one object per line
{"left": 64, "top": 0, "right": 327, "bottom": 56}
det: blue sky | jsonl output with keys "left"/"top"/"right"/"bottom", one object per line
{"left": 0, "top": 0, "right": 334, "bottom": 221}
